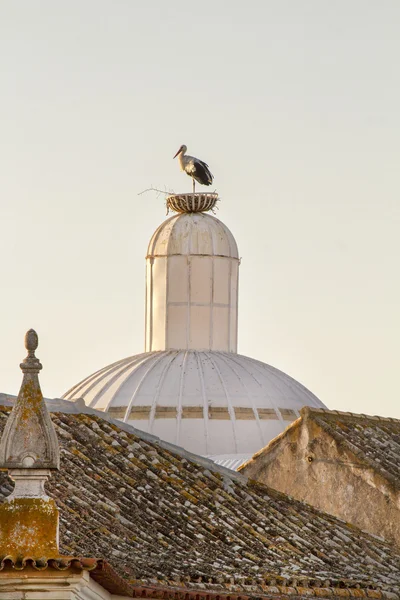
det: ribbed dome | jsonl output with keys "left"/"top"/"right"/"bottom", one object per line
{"left": 63, "top": 350, "right": 326, "bottom": 461}
{"left": 147, "top": 213, "right": 238, "bottom": 258}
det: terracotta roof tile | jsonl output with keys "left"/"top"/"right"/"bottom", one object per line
{"left": 0, "top": 406, "right": 399, "bottom": 596}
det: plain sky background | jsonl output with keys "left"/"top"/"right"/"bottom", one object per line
{"left": 0, "top": 1, "right": 399, "bottom": 418}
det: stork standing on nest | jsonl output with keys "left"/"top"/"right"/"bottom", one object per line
{"left": 173, "top": 145, "right": 213, "bottom": 193}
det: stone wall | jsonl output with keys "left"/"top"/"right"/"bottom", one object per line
{"left": 241, "top": 416, "right": 400, "bottom": 547}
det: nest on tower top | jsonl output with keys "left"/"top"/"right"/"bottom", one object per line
{"left": 166, "top": 193, "right": 219, "bottom": 215}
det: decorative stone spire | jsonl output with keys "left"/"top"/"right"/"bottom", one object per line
{"left": 0, "top": 330, "right": 60, "bottom": 560}
{"left": 0, "top": 329, "right": 59, "bottom": 469}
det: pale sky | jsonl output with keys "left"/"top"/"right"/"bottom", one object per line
{"left": 1, "top": 1, "right": 399, "bottom": 418}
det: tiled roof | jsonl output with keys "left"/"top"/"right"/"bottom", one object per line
{"left": 0, "top": 404, "right": 399, "bottom": 597}
{"left": 301, "top": 408, "right": 400, "bottom": 490}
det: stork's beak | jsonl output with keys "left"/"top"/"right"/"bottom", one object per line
{"left": 173, "top": 148, "right": 181, "bottom": 159}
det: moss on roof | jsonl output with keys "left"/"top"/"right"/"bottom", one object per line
{"left": 0, "top": 407, "right": 399, "bottom": 595}
{"left": 302, "top": 409, "right": 400, "bottom": 489}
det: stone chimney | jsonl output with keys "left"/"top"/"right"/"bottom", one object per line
{"left": 0, "top": 329, "right": 60, "bottom": 560}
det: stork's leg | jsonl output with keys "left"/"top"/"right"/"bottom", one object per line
{"left": 192, "top": 179, "right": 195, "bottom": 194}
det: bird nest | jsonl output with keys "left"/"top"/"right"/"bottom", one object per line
{"left": 166, "top": 193, "right": 219, "bottom": 214}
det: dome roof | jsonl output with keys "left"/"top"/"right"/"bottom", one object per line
{"left": 63, "top": 350, "right": 326, "bottom": 461}
{"left": 147, "top": 213, "right": 238, "bottom": 258}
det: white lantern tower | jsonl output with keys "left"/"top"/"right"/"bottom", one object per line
{"left": 63, "top": 193, "right": 327, "bottom": 469}
{"left": 145, "top": 207, "right": 238, "bottom": 353}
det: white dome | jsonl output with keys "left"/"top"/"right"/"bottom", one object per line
{"left": 63, "top": 350, "right": 326, "bottom": 461}
{"left": 148, "top": 213, "right": 239, "bottom": 258}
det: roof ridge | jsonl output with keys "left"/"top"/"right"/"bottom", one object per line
{"left": 301, "top": 406, "right": 400, "bottom": 424}
{"left": 238, "top": 415, "right": 302, "bottom": 470}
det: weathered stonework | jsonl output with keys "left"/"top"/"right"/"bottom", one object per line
{"left": 240, "top": 407, "right": 400, "bottom": 547}
{"left": 0, "top": 330, "right": 61, "bottom": 561}
{"left": 0, "top": 497, "right": 59, "bottom": 560}
{"left": 0, "top": 566, "right": 113, "bottom": 600}
{"left": 0, "top": 329, "right": 59, "bottom": 469}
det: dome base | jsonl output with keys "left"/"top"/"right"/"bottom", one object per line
{"left": 62, "top": 350, "right": 326, "bottom": 460}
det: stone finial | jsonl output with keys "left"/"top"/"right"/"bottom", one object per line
{"left": 0, "top": 329, "right": 59, "bottom": 469}
{"left": 0, "top": 330, "right": 60, "bottom": 560}
{"left": 21, "top": 328, "right": 42, "bottom": 373}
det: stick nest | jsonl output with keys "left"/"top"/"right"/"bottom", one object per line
{"left": 166, "top": 193, "right": 219, "bottom": 214}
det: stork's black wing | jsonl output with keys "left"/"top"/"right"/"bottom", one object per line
{"left": 192, "top": 159, "right": 214, "bottom": 186}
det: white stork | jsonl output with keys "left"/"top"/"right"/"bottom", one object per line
{"left": 173, "top": 144, "right": 213, "bottom": 193}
